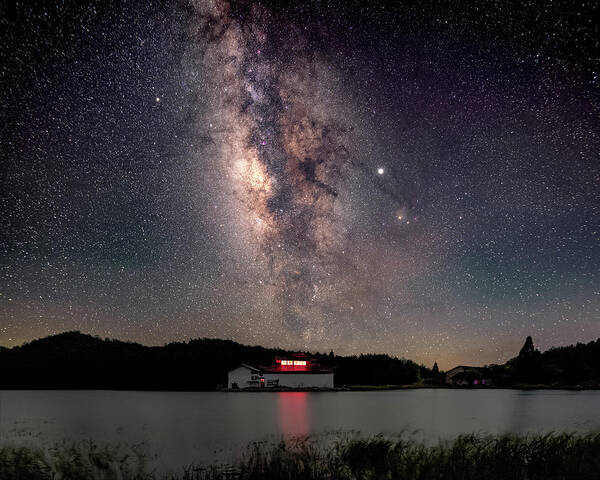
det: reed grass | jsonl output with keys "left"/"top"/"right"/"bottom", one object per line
{"left": 1, "top": 432, "right": 599, "bottom": 480}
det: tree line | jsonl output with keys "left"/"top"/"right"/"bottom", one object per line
{"left": 1, "top": 332, "right": 598, "bottom": 389}
{"left": 0, "top": 331, "right": 429, "bottom": 389}
{"left": 489, "top": 336, "right": 600, "bottom": 387}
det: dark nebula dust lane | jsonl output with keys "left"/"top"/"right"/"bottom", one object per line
{"left": 189, "top": 0, "right": 379, "bottom": 338}
{"left": 1, "top": 0, "right": 599, "bottom": 368}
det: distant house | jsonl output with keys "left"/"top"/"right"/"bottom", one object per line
{"left": 446, "top": 365, "right": 491, "bottom": 386}
{"left": 227, "top": 353, "right": 334, "bottom": 389}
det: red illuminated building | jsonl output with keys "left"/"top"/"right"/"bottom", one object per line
{"left": 228, "top": 353, "right": 334, "bottom": 389}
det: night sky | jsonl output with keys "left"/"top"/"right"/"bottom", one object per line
{"left": 1, "top": 0, "right": 598, "bottom": 368}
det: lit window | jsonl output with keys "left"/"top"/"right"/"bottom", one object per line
{"left": 281, "top": 360, "right": 307, "bottom": 366}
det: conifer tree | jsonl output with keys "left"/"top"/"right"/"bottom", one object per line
{"left": 519, "top": 336, "right": 536, "bottom": 356}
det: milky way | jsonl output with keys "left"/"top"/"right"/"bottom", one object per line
{"left": 190, "top": 1, "right": 380, "bottom": 339}
{"left": 1, "top": 0, "right": 599, "bottom": 367}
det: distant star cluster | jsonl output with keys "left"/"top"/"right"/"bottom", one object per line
{"left": 1, "top": 0, "right": 599, "bottom": 368}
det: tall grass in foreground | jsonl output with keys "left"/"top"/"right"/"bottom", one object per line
{"left": 1, "top": 432, "right": 599, "bottom": 480}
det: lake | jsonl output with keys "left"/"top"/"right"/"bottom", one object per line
{"left": 1, "top": 389, "right": 599, "bottom": 473}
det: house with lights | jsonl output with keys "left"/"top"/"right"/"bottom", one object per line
{"left": 228, "top": 353, "right": 334, "bottom": 389}
{"left": 446, "top": 365, "right": 491, "bottom": 386}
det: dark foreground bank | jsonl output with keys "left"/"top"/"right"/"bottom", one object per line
{"left": 1, "top": 432, "right": 599, "bottom": 480}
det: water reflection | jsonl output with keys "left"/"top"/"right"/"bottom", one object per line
{"left": 1, "top": 389, "right": 599, "bottom": 472}
{"left": 507, "top": 391, "right": 537, "bottom": 433}
{"left": 276, "top": 392, "right": 309, "bottom": 440}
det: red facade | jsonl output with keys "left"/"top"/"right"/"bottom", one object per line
{"left": 263, "top": 353, "right": 331, "bottom": 373}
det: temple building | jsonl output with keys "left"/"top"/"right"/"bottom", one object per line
{"left": 227, "top": 353, "right": 334, "bottom": 389}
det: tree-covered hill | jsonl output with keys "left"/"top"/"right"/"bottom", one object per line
{"left": 488, "top": 336, "right": 600, "bottom": 387}
{"left": 2, "top": 332, "right": 597, "bottom": 389}
{"left": 0, "top": 331, "right": 428, "bottom": 389}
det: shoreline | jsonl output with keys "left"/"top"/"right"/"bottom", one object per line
{"left": 1, "top": 384, "right": 599, "bottom": 392}
{"left": 221, "top": 384, "right": 600, "bottom": 392}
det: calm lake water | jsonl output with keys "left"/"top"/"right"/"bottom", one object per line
{"left": 1, "top": 389, "right": 599, "bottom": 472}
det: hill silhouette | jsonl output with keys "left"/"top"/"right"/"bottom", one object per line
{"left": 0, "top": 332, "right": 428, "bottom": 390}
{"left": 488, "top": 336, "right": 600, "bottom": 387}
{"left": 1, "top": 332, "right": 598, "bottom": 389}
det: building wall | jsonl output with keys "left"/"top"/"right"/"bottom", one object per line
{"left": 263, "top": 372, "right": 333, "bottom": 388}
{"left": 228, "top": 366, "right": 261, "bottom": 389}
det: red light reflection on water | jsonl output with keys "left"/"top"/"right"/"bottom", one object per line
{"left": 277, "top": 392, "right": 309, "bottom": 440}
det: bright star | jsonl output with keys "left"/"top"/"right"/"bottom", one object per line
{"left": 377, "top": 167, "right": 384, "bottom": 175}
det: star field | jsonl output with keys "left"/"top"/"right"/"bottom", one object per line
{"left": 1, "top": 0, "right": 598, "bottom": 368}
